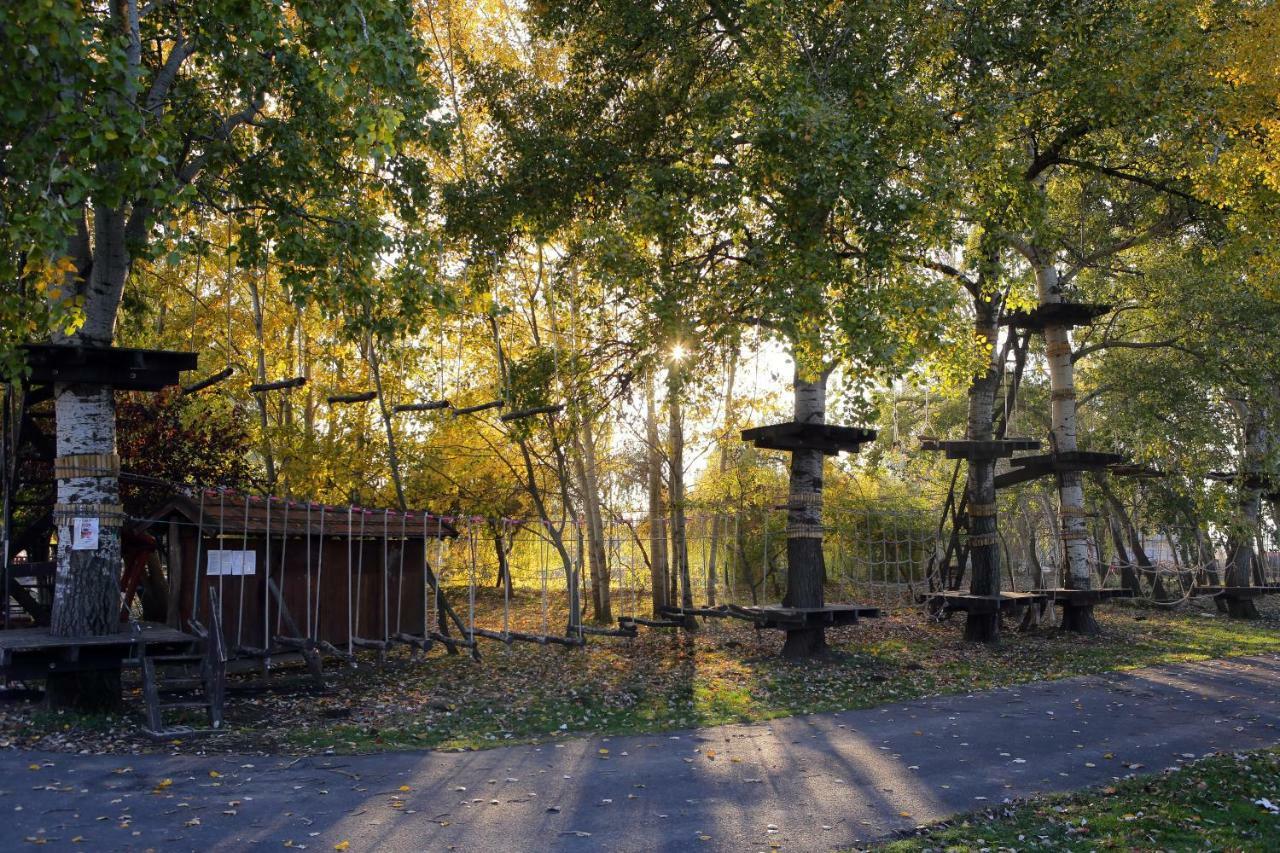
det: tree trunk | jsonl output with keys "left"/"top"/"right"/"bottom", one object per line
{"left": 781, "top": 367, "right": 829, "bottom": 658}
{"left": 569, "top": 404, "right": 611, "bottom": 623}
{"left": 1224, "top": 399, "right": 1266, "bottom": 618}
{"left": 705, "top": 354, "right": 737, "bottom": 607}
{"left": 47, "top": 202, "right": 132, "bottom": 711}
{"left": 365, "top": 334, "right": 407, "bottom": 511}
{"left": 645, "top": 376, "right": 669, "bottom": 612}
{"left": 667, "top": 365, "right": 695, "bottom": 627}
{"left": 247, "top": 273, "right": 277, "bottom": 490}
{"left": 1098, "top": 478, "right": 1153, "bottom": 597}
{"left": 1106, "top": 507, "right": 1143, "bottom": 596}
{"left": 1035, "top": 261, "right": 1098, "bottom": 634}
{"left": 491, "top": 522, "right": 513, "bottom": 597}
{"left": 964, "top": 297, "right": 1002, "bottom": 643}
{"left": 48, "top": 386, "right": 124, "bottom": 709}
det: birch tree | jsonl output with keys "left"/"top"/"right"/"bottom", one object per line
{"left": 942, "top": 0, "right": 1239, "bottom": 632}
{"left": 3, "top": 1, "right": 441, "bottom": 709}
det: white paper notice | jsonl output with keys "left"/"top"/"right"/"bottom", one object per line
{"left": 207, "top": 549, "right": 256, "bottom": 576}
{"left": 72, "top": 517, "right": 100, "bottom": 551}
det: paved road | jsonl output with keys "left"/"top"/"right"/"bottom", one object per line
{"left": 2, "top": 654, "right": 1278, "bottom": 852}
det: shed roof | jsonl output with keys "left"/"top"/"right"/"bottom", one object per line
{"left": 145, "top": 491, "right": 459, "bottom": 539}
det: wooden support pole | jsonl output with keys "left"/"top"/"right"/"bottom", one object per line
{"left": 181, "top": 366, "right": 235, "bottom": 396}
{"left": 499, "top": 404, "right": 565, "bottom": 422}
{"left": 326, "top": 391, "right": 378, "bottom": 405}
{"left": 452, "top": 399, "right": 505, "bottom": 416}
{"left": 165, "top": 519, "right": 183, "bottom": 628}
{"left": 393, "top": 400, "right": 451, "bottom": 414}
{"left": 248, "top": 376, "right": 306, "bottom": 393}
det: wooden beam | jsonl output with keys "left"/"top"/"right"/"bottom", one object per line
{"left": 181, "top": 366, "right": 234, "bottom": 396}
{"left": 248, "top": 376, "right": 306, "bottom": 393}
{"left": 166, "top": 519, "right": 182, "bottom": 629}
{"left": 326, "top": 391, "right": 377, "bottom": 405}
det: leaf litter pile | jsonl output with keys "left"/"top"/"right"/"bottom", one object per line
{"left": 2, "top": 592, "right": 1277, "bottom": 757}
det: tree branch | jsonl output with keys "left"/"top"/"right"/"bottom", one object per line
{"left": 145, "top": 32, "right": 192, "bottom": 114}
{"left": 176, "top": 92, "right": 266, "bottom": 184}
{"left": 1056, "top": 157, "right": 1217, "bottom": 210}
{"left": 1060, "top": 209, "right": 1183, "bottom": 284}
{"left": 1024, "top": 122, "right": 1091, "bottom": 181}
{"left": 1071, "top": 339, "right": 1183, "bottom": 363}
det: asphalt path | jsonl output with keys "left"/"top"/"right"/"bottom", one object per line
{"left": 3, "top": 654, "right": 1278, "bottom": 852}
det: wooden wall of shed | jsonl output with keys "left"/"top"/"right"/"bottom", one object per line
{"left": 173, "top": 528, "right": 428, "bottom": 649}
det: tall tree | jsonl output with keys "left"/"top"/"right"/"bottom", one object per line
{"left": 4, "top": 1, "right": 442, "bottom": 709}
{"left": 941, "top": 0, "right": 1238, "bottom": 632}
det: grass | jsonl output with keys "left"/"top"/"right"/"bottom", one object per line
{"left": 880, "top": 748, "right": 1280, "bottom": 851}
{"left": 2, "top": 591, "right": 1278, "bottom": 755}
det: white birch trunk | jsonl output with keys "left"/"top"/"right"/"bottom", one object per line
{"left": 1034, "top": 260, "right": 1098, "bottom": 632}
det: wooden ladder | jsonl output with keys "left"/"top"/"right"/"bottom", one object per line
{"left": 135, "top": 587, "right": 227, "bottom": 739}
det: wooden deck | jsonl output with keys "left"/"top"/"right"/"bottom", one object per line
{"left": 0, "top": 622, "right": 197, "bottom": 680}
{"left": 1193, "top": 585, "right": 1280, "bottom": 599}
{"left": 729, "top": 603, "right": 881, "bottom": 629}
{"left": 1030, "top": 588, "right": 1135, "bottom": 606}
{"left": 920, "top": 591, "right": 1046, "bottom": 615}
{"left": 0, "top": 622, "right": 190, "bottom": 652}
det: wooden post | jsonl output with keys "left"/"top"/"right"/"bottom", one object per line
{"left": 166, "top": 519, "right": 183, "bottom": 628}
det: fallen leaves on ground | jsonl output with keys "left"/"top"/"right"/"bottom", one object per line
{"left": 1, "top": 591, "right": 1277, "bottom": 758}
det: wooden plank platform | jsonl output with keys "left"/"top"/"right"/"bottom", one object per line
{"left": 0, "top": 622, "right": 191, "bottom": 652}
{"left": 742, "top": 422, "right": 877, "bottom": 456}
{"left": 1206, "top": 470, "right": 1273, "bottom": 489}
{"left": 995, "top": 451, "right": 1126, "bottom": 488}
{"left": 20, "top": 343, "right": 197, "bottom": 391}
{"left": 918, "top": 437, "right": 1041, "bottom": 459}
{"left": 1030, "top": 588, "right": 1135, "bottom": 606}
{"left": 919, "top": 591, "right": 1046, "bottom": 615}
{"left": 728, "top": 603, "right": 880, "bottom": 629}
{"left": 1192, "top": 586, "right": 1280, "bottom": 599}
{"left": 0, "top": 622, "right": 197, "bottom": 680}
{"left": 999, "top": 302, "right": 1111, "bottom": 331}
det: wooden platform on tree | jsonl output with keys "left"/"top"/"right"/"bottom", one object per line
{"left": 1207, "top": 471, "right": 1273, "bottom": 490}
{"left": 918, "top": 437, "right": 1041, "bottom": 459}
{"left": 0, "top": 622, "right": 197, "bottom": 680}
{"left": 919, "top": 591, "right": 1046, "bottom": 615}
{"left": 741, "top": 422, "right": 877, "bottom": 456}
{"left": 20, "top": 344, "right": 198, "bottom": 391}
{"left": 726, "top": 603, "right": 880, "bottom": 629}
{"left": 999, "top": 302, "right": 1112, "bottom": 331}
{"left": 1192, "top": 585, "right": 1280, "bottom": 599}
{"left": 994, "top": 451, "right": 1126, "bottom": 488}
{"left": 1030, "top": 588, "right": 1135, "bottom": 606}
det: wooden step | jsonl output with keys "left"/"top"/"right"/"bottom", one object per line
{"left": 156, "top": 678, "right": 206, "bottom": 691}
{"left": 158, "top": 700, "right": 212, "bottom": 711}
{"left": 148, "top": 654, "right": 204, "bottom": 664}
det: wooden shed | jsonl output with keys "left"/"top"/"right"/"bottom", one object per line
{"left": 146, "top": 492, "right": 458, "bottom": 653}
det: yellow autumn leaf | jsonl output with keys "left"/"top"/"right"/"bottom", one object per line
{"left": 398, "top": 784, "right": 410, "bottom": 792}
{"left": 334, "top": 842, "right": 351, "bottom": 851}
